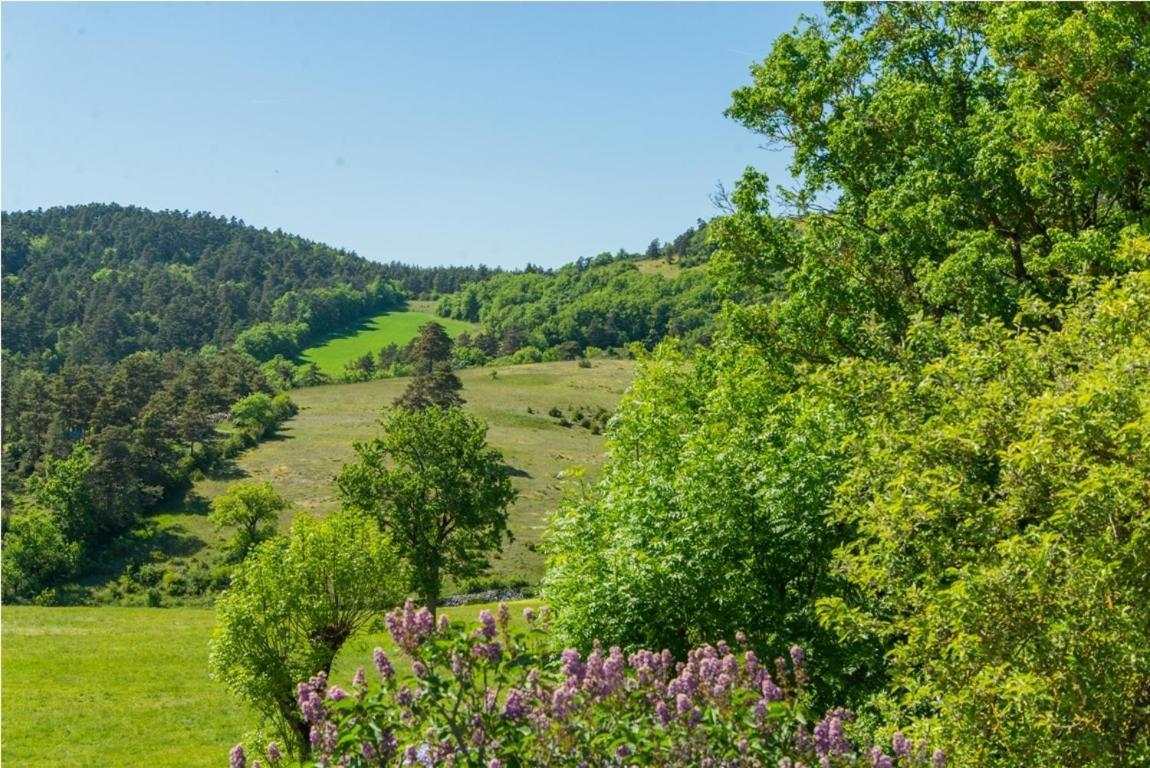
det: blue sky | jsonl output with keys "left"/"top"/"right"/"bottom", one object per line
{"left": 2, "top": 2, "right": 810, "bottom": 268}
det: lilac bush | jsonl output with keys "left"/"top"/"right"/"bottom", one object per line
{"left": 242, "top": 601, "right": 941, "bottom": 768}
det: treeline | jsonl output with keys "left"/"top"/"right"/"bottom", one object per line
{"left": 435, "top": 223, "right": 721, "bottom": 366}
{"left": 545, "top": 4, "right": 1150, "bottom": 767}
{"left": 642, "top": 217, "right": 717, "bottom": 267}
{"left": 0, "top": 204, "right": 406, "bottom": 368}
{"left": 1, "top": 347, "right": 294, "bottom": 602}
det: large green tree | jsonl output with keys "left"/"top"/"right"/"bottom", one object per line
{"left": 337, "top": 406, "right": 516, "bottom": 615}
{"left": 209, "top": 481, "right": 289, "bottom": 560}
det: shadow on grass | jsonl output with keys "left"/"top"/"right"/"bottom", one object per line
{"left": 291, "top": 302, "right": 410, "bottom": 360}
{"left": 504, "top": 464, "right": 532, "bottom": 479}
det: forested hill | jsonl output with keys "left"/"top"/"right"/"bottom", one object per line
{"left": 0, "top": 204, "right": 411, "bottom": 366}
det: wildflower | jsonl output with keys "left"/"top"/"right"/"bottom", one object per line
{"left": 266, "top": 742, "right": 282, "bottom": 763}
{"left": 438, "top": 614, "right": 449, "bottom": 632}
{"left": 503, "top": 688, "right": 527, "bottom": 720}
{"left": 932, "top": 749, "right": 946, "bottom": 768}
{"left": 374, "top": 647, "right": 395, "bottom": 681}
{"left": 489, "top": 760, "right": 502, "bottom": 768}
{"left": 655, "top": 700, "right": 671, "bottom": 725}
{"left": 869, "top": 747, "right": 893, "bottom": 768}
{"left": 412, "top": 661, "right": 429, "bottom": 679}
{"left": 498, "top": 602, "right": 511, "bottom": 629}
{"left": 789, "top": 645, "right": 805, "bottom": 669}
{"left": 523, "top": 607, "right": 537, "bottom": 624}
{"left": 230, "top": 743, "right": 246, "bottom": 768}
{"left": 327, "top": 686, "right": 350, "bottom": 702}
{"left": 675, "top": 693, "right": 691, "bottom": 715}
{"left": 477, "top": 610, "right": 497, "bottom": 639}
{"left": 892, "top": 732, "right": 910, "bottom": 757}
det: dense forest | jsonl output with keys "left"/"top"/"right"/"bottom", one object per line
{"left": 436, "top": 220, "right": 720, "bottom": 365}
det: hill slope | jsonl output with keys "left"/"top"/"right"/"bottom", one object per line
{"left": 137, "top": 359, "right": 634, "bottom": 601}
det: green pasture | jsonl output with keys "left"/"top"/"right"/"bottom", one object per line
{"left": 298, "top": 307, "right": 476, "bottom": 376}
{"left": 149, "top": 358, "right": 635, "bottom": 592}
{"left": 1, "top": 601, "right": 539, "bottom": 768}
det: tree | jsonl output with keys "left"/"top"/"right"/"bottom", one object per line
{"left": 337, "top": 406, "right": 517, "bottom": 616}
{"left": 394, "top": 361, "right": 464, "bottom": 411}
{"left": 209, "top": 481, "right": 288, "bottom": 560}
{"left": 210, "top": 511, "right": 407, "bottom": 758}
{"left": 409, "top": 321, "right": 454, "bottom": 375}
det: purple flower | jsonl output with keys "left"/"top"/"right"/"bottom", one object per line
{"left": 327, "top": 686, "right": 350, "bottom": 702}
{"left": 523, "top": 607, "right": 537, "bottom": 624}
{"left": 489, "top": 760, "right": 503, "bottom": 768}
{"left": 790, "top": 645, "right": 805, "bottom": 669}
{"left": 266, "top": 742, "right": 282, "bottom": 763}
{"left": 230, "top": 743, "right": 246, "bottom": 768}
{"left": 869, "top": 747, "right": 893, "bottom": 768}
{"left": 473, "top": 641, "right": 502, "bottom": 663}
{"left": 892, "top": 732, "right": 910, "bottom": 757}
{"left": 503, "top": 687, "right": 527, "bottom": 720}
{"left": 362, "top": 741, "right": 377, "bottom": 761}
{"left": 932, "top": 749, "right": 947, "bottom": 768}
{"left": 762, "top": 677, "right": 783, "bottom": 702}
{"left": 438, "top": 614, "right": 450, "bottom": 632}
{"left": 615, "top": 744, "right": 631, "bottom": 760}
{"left": 655, "top": 700, "right": 671, "bottom": 725}
{"left": 374, "top": 647, "right": 395, "bottom": 681}
{"left": 498, "top": 602, "right": 511, "bottom": 629}
{"left": 675, "top": 693, "right": 691, "bottom": 715}
{"left": 353, "top": 667, "right": 367, "bottom": 691}
{"left": 297, "top": 682, "right": 326, "bottom": 723}
{"left": 477, "top": 610, "right": 497, "bottom": 639}
{"left": 560, "top": 648, "right": 585, "bottom": 681}
{"left": 412, "top": 661, "right": 429, "bottom": 679}
{"left": 735, "top": 631, "right": 748, "bottom": 646}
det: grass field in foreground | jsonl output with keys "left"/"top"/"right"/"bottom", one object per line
{"left": 1, "top": 602, "right": 539, "bottom": 768}
{"left": 299, "top": 307, "right": 476, "bottom": 376}
{"left": 152, "top": 358, "right": 635, "bottom": 590}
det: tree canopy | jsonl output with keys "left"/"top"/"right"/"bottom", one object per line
{"left": 337, "top": 407, "right": 516, "bottom": 614}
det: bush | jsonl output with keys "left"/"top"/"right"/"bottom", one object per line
{"left": 211, "top": 511, "right": 408, "bottom": 758}
{"left": 243, "top": 603, "right": 943, "bottom": 768}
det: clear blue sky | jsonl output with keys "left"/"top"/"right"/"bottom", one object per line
{"left": 2, "top": 2, "right": 810, "bottom": 268}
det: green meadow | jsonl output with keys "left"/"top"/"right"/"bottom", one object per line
{"left": 298, "top": 305, "right": 477, "bottom": 376}
{"left": 149, "top": 358, "right": 635, "bottom": 593}
{"left": 1, "top": 601, "right": 539, "bottom": 768}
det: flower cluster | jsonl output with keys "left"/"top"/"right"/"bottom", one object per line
{"left": 247, "top": 601, "right": 941, "bottom": 767}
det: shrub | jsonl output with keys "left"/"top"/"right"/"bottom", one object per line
{"left": 211, "top": 511, "right": 408, "bottom": 757}
{"left": 243, "top": 603, "right": 943, "bottom": 768}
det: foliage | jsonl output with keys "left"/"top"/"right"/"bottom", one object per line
{"left": 245, "top": 602, "right": 943, "bottom": 768}
{"left": 394, "top": 323, "right": 465, "bottom": 410}
{"left": 0, "top": 204, "right": 402, "bottom": 367}
{"left": 545, "top": 4, "right": 1150, "bottom": 766}
{"left": 0, "top": 507, "right": 81, "bottom": 602}
{"left": 436, "top": 245, "right": 720, "bottom": 366}
{"left": 210, "top": 511, "right": 408, "bottom": 758}
{"left": 337, "top": 407, "right": 517, "bottom": 613}
{"left": 210, "top": 482, "right": 290, "bottom": 560}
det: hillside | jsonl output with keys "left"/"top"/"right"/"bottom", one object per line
{"left": 0, "top": 204, "right": 404, "bottom": 365}
{"left": 119, "top": 359, "right": 634, "bottom": 604}
{"left": 298, "top": 308, "right": 477, "bottom": 376}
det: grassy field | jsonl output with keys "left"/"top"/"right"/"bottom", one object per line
{"left": 299, "top": 306, "right": 476, "bottom": 376}
{"left": 150, "top": 358, "right": 635, "bottom": 591}
{"left": 1, "top": 602, "right": 538, "bottom": 768}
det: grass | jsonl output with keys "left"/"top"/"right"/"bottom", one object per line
{"left": 1, "top": 601, "right": 539, "bottom": 768}
{"left": 633, "top": 258, "right": 685, "bottom": 277}
{"left": 149, "top": 358, "right": 635, "bottom": 593}
{"left": 298, "top": 308, "right": 477, "bottom": 376}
